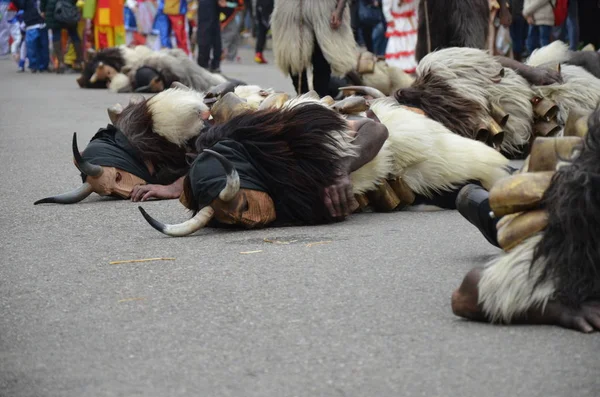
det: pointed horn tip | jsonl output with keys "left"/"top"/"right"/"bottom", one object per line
{"left": 34, "top": 198, "right": 52, "bottom": 205}
{"left": 138, "top": 206, "right": 167, "bottom": 234}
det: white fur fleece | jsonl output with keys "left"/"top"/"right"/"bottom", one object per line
{"left": 350, "top": 139, "right": 394, "bottom": 195}
{"left": 108, "top": 73, "right": 132, "bottom": 93}
{"left": 119, "top": 45, "right": 154, "bottom": 69}
{"left": 146, "top": 87, "right": 209, "bottom": 146}
{"left": 487, "top": 68, "right": 535, "bottom": 151}
{"left": 234, "top": 85, "right": 275, "bottom": 109}
{"left": 417, "top": 47, "right": 535, "bottom": 153}
{"left": 478, "top": 234, "right": 556, "bottom": 323}
{"left": 369, "top": 98, "right": 510, "bottom": 196}
{"left": 526, "top": 40, "right": 571, "bottom": 67}
{"left": 271, "top": 0, "right": 357, "bottom": 77}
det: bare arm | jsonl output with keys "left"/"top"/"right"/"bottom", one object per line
{"left": 323, "top": 118, "right": 389, "bottom": 218}
{"left": 495, "top": 56, "right": 563, "bottom": 85}
{"left": 345, "top": 118, "right": 389, "bottom": 172}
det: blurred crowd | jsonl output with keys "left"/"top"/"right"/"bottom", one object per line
{"left": 0, "top": 0, "right": 598, "bottom": 75}
{"left": 0, "top": 0, "right": 274, "bottom": 73}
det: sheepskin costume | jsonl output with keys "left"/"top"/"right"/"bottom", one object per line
{"left": 271, "top": 0, "right": 358, "bottom": 77}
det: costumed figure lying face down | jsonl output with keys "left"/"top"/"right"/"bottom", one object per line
{"left": 395, "top": 43, "right": 600, "bottom": 156}
{"left": 138, "top": 92, "right": 513, "bottom": 236}
{"left": 451, "top": 107, "right": 600, "bottom": 332}
{"left": 34, "top": 87, "right": 212, "bottom": 205}
{"left": 77, "top": 45, "right": 154, "bottom": 89}
{"left": 329, "top": 51, "right": 415, "bottom": 99}
{"left": 77, "top": 45, "right": 232, "bottom": 93}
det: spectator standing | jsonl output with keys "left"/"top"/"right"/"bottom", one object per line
{"left": 357, "top": 0, "right": 382, "bottom": 52}
{"left": 508, "top": 0, "right": 527, "bottom": 61}
{"left": 382, "top": 0, "right": 417, "bottom": 73}
{"left": 271, "top": 0, "right": 357, "bottom": 97}
{"left": 14, "top": 0, "right": 49, "bottom": 72}
{"left": 522, "top": 0, "right": 554, "bottom": 54}
{"left": 197, "top": 0, "right": 223, "bottom": 72}
{"left": 220, "top": 0, "right": 243, "bottom": 62}
{"left": 253, "top": 0, "right": 272, "bottom": 63}
{"left": 40, "top": 0, "right": 82, "bottom": 73}
{"left": 553, "top": 0, "right": 578, "bottom": 50}
{"left": 155, "top": 0, "right": 190, "bottom": 54}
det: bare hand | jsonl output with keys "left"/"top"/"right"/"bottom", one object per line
{"left": 218, "top": 0, "right": 226, "bottom": 7}
{"left": 323, "top": 174, "right": 357, "bottom": 219}
{"left": 130, "top": 183, "right": 182, "bottom": 202}
{"left": 330, "top": 11, "right": 342, "bottom": 30}
{"left": 499, "top": 7, "right": 512, "bottom": 27}
{"left": 525, "top": 15, "right": 534, "bottom": 24}
{"left": 557, "top": 301, "right": 600, "bottom": 333}
{"left": 41, "top": 12, "right": 45, "bottom": 18}
{"left": 526, "top": 66, "right": 563, "bottom": 86}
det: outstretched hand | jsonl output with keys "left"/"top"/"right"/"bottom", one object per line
{"left": 557, "top": 301, "right": 600, "bottom": 333}
{"left": 526, "top": 67, "right": 563, "bottom": 86}
{"left": 130, "top": 183, "right": 182, "bottom": 202}
{"left": 323, "top": 174, "right": 357, "bottom": 219}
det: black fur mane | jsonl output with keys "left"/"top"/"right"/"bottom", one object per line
{"left": 115, "top": 99, "right": 195, "bottom": 184}
{"left": 394, "top": 72, "right": 483, "bottom": 139}
{"left": 416, "top": 0, "right": 489, "bottom": 62}
{"left": 195, "top": 103, "right": 353, "bottom": 224}
{"left": 80, "top": 48, "right": 126, "bottom": 89}
{"left": 532, "top": 107, "right": 600, "bottom": 307}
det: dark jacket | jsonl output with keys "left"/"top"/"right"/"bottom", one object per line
{"left": 14, "top": 0, "right": 45, "bottom": 27}
{"left": 40, "top": 0, "right": 76, "bottom": 29}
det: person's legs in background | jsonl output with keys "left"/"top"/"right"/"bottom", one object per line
{"left": 510, "top": 14, "right": 528, "bottom": 61}
{"left": 209, "top": 14, "right": 222, "bottom": 72}
{"left": 156, "top": 13, "right": 173, "bottom": 49}
{"left": 311, "top": 40, "right": 332, "bottom": 97}
{"left": 566, "top": 0, "right": 579, "bottom": 50}
{"left": 539, "top": 25, "right": 552, "bottom": 47}
{"left": 526, "top": 24, "right": 540, "bottom": 54}
{"left": 361, "top": 25, "right": 374, "bottom": 52}
{"left": 168, "top": 14, "right": 190, "bottom": 54}
{"left": 38, "top": 27, "right": 49, "bottom": 71}
{"left": 372, "top": 21, "right": 387, "bottom": 56}
{"left": 25, "top": 27, "right": 39, "bottom": 71}
{"left": 290, "top": 70, "right": 309, "bottom": 94}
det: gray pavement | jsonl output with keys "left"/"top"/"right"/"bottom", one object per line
{"left": 1, "top": 47, "right": 598, "bottom": 397}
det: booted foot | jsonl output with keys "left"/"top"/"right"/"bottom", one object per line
{"left": 456, "top": 184, "right": 500, "bottom": 247}
{"left": 254, "top": 52, "right": 267, "bottom": 64}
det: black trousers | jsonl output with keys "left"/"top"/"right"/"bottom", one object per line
{"left": 290, "top": 40, "right": 332, "bottom": 97}
{"left": 255, "top": 0, "right": 273, "bottom": 53}
{"left": 197, "top": 0, "right": 222, "bottom": 70}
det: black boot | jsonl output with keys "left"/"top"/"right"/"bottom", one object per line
{"left": 456, "top": 184, "right": 501, "bottom": 248}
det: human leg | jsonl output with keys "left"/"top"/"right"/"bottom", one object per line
{"left": 290, "top": 70, "right": 309, "bottom": 94}
{"left": 311, "top": 41, "right": 332, "bottom": 98}
{"left": 526, "top": 24, "right": 540, "bottom": 54}
{"left": 169, "top": 14, "right": 190, "bottom": 54}
{"left": 25, "top": 28, "right": 39, "bottom": 71}
{"left": 539, "top": 25, "right": 552, "bottom": 47}
{"left": 38, "top": 27, "right": 50, "bottom": 71}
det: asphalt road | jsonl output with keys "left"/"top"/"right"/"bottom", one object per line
{"left": 1, "top": 48, "right": 598, "bottom": 397}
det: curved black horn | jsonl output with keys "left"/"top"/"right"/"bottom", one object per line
{"left": 34, "top": 182, "right": 94, "bottom": 205}
{"left": 202, "top": 149, "right": 240, "bottom": 201}
{"left": 138, "top": 206, "right": 215, "bottom": 237}
{"left": 72, "top": 132, "right": 103, "bottom": 177}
